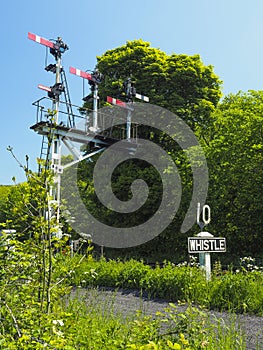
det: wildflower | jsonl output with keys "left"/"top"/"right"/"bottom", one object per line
{"left": 52, "top": 319, "right": 64, "bottom": 327}
{"left": 90, "top": 268, "right": 98, "bottom": 278}
{"left": 201, "top": 340, "right": 209, "bottom": 347}
{"left": 179, "top": 333, "right": 189, "bottom": 346}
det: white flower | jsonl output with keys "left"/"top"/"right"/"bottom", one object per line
{"left": 90, "top": 269, "right": 98, "bottom": 278}
{"left": 52, "top": 319, "right": 64, "bottom": 327}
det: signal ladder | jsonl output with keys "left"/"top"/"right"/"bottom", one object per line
{"left": 60, "top": 68, "right": 75, "bottom": 128}
{"left": 39, "top": 135, "right": 50, "bottom": 172}
{"left": 37, "top": 67, "right": 75, "bottom": 172}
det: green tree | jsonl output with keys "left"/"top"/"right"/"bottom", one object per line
{"left": 0, "top": 185, "right": 12, "bottom": 223}
{"left": 96, "top": 39, "right": 222, "bottom": 129}
{"left": 72, "top": 40, "right": 223, "bottom": 260}
{"left": 204, "top": 90, "right": 263, "bottom": 256}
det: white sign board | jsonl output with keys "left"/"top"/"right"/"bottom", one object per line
{"left": 188, "top": 237, "right": 226, "bottom": 253}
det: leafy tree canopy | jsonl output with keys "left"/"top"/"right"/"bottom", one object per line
{"left": 73, "top": 40, "right": 223, "bottom": 258}
{"left": 0, "top": 185, "right": 12, "bottom": 223}
{"left": 96, "top": 39, "right": 223, "bottom": 129}
{"left": 205, "top": 90, "right": 263, "bottom": 255}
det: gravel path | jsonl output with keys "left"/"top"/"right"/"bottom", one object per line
{"left": 71, "top": 287, "right": 263, "bottom": 350}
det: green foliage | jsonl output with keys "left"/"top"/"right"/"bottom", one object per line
{"left": 1, "top": 232, "right": 254, "bottom": 349}
{"left": 0, "top": 165, "right": 74, "bottom": 347}
{"left": 64, "top": 257, "right": 263, "bottom": 316}
{"left": 44, "top": 290, "right": 248, "bottom": 349}
{"left": 2, "top": 40, "right": 263, "bottom": 348}
{"left": 0, "top": 184, "right": 11, "bottom": 196}
{"left": 96, "top": 39, "right": 222, "bottom": 128}
{"left": 71, "top": 39, "right": 224, "bottom": 260}
{"left": 0, "top": 184, "right": 12, "bottom": 222}
{"left": 69, "top": 42, "right": 261, "bottom": 261}
{"left": 79, "top": 41, "right": 262, "bottom": 260}
{"left": 209, "top": 270, "right": 263, "bottom": 314}
{"left": 0, "top": 193, "right": 259, "bottom": 349}
{"left": 203, "top": 90, "right": 263, "bottom": 255}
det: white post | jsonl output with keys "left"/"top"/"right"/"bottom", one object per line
{"left": 127, "top": 108, "right": 132, "bottom": 141}
{"left": 50, "top": 54, "right": 62, "bottom": 233}
{"left": 93, "top": 83, "right": 98, "bottom": 131}
{"left": 205, "top": 252, "right": 211, "bottom": 281}
{"left": 197, "top": 231, "right": 213, "bottom": 281}
{"left": 70, "top": 239, "right": 74, "bottom": 258}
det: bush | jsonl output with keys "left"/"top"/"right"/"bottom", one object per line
{"left": 65, "top": 256, "right": 263, "bottom": 315}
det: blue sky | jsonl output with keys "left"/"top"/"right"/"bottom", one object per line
{"left": 1, "top": 0, "right": 263, "bottom": 184}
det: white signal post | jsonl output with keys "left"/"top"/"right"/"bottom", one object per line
{"left": 69, "top": 66, "right": 102, "bottom": 132}
{"left": 93, "top": 83, "right": 98, "bottom": 131}
{"left": 53, "top": 50, "right": 62, "bottom": 224}
{"left": 30, "top": 33, "right": 113, "bottom": 243}
{"left": 29, "top": 37, "right": 150, "bottom": 242}
{"left": 106, "top": 96, "right": 132, "bottom": 139}
{"left": 106, "top": 96, "right": 133, "bottom": 140}
{"left": 107, "top": 79, "right": 149, "bottom": 141}
{"left": 127, "top": 108, "right": 132, "bottom": 141}
{"left": 28, "top": 32, "right": 69, "bottom": 231}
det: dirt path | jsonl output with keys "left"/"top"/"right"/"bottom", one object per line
{"left": 71, "top": 287, "right": 262, "bottom": 349}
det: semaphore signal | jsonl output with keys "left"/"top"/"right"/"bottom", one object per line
{"left": 69, "top": 67, "right": 93, "bottom": 81}
{"left": 28, "top": 32, "right": 54, "bottom": 49}
{"left": 38, "top": 83, "right": 65, "bottom": 100}
{"left": 28, "top": 31, "right": 70, "bottom": 230}
{"left": 106, "top": 96, "right": 129, "bottom": 109}
{"left": 70, "top": 66, "right": 103, "bottom": 131}
{"left": 38, "top": 84, "right": 52, "bottom": 93}
{"left": 107, "top": 78, "right": 149, "bottom": 140}
{"left": 28, "top": 32, "right": 68, "bottom": 59}
{"left": 28, "top": 32, "right": 149, "bottom": 237}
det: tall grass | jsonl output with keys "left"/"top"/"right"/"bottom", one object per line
{"left": 61, "top": 256, "right": 263, "bottom": 316}
{"left": 58, "top": 288, "right": 249, "bottom": 349}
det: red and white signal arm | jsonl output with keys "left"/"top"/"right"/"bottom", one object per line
{"left": 28, "top": 32, "right": 55, "bottom": 49}
{"left": 69, "top": 67, "right": 93, "bottom": 81}
{"left": 38, "top": 84, "right": 51, "bottom": 93}
{"left": 106, "top": 96, "right": 128, "bottom": 109}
